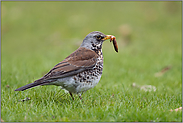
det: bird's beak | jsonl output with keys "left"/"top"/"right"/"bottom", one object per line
{"left": 104, "top": 35, "right": 112, "bottom": 40}
{"left": 104, "top": 35, "right": 116, "bottom": 42}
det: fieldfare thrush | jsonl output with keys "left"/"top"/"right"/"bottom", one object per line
{"left": 15, "top": 31, "right": 118, "bottom": 100}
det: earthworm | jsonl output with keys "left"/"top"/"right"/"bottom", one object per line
{"left": 113, "top": 38, "right": 118, "bottom": 52}
{"left": 110, "top": 36, "right": 118, "bottom": 52}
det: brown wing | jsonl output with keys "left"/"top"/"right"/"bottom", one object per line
{"left": 40, "top": 47, "right": 98, "bottom": 80}
{"left": 14, "top": 47, "right": 99, "bottom": 91}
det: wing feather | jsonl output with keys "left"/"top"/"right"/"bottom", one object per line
{"left": 37, "top": 47, "right": 98, "bottom": 82}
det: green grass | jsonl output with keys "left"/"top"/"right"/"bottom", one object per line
{"left": 1, "top": 1, "right": 182, "bottom": 122}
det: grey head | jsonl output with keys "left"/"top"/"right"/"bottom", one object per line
{"left": 80, "top": 31, "right": 107, "bottom": 54}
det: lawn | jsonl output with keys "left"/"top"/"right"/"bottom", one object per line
{"left": 1, "top": 1, "right": 182, "bottom": 122}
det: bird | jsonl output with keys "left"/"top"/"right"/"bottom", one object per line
{"left": 15, "top": 31, "right": 118, "bottom": 100}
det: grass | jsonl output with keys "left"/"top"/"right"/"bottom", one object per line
{"left": 1, "top": 1, "right": 182, "bottom": 122}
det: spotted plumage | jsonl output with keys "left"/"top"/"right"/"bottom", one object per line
{"left": 15, "top": 31, "right": 117, "bottom": 100}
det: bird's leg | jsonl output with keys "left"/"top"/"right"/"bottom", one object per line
{"left": 69, "top": 92, "right": 74, "bottom": 100}
{"left": 78, "top": 92, "right": 83, "bottom": 100}
{"left": 79, "top": 95, "right": 82, "bottom": 100}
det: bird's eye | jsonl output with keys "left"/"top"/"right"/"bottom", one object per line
{"left": 97, "top": 35, "right": 101, "bottom": 39}
{"left": 96, "top": 35, "right": 101, "bottom": 40}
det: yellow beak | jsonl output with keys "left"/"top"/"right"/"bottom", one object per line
{"left": 104, "top": 35, "right": 113, "bottom": 40}
{"left": 104, "top": 35, "right": 116, "bottom": 42}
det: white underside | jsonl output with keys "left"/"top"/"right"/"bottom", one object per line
{"left": 49, "top": 75, "right": 101, "bottom": 94}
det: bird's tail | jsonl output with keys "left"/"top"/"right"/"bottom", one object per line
{"left": 14, "top": 82, "right": 44, "bottom": 91}
{"left": 14, "top": 78, "right": 48, "bottom": 91}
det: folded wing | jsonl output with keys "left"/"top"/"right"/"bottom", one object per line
{"left": 40, "top": 47, "right": 98, "bottom": 81}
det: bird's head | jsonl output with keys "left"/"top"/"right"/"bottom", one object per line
{"left": 80, "top": 31, "right": 115, "bottom": 53}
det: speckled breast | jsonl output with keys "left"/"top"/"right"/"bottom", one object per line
{"left": 73, "top": 56, "right": 103, "bottom": 93}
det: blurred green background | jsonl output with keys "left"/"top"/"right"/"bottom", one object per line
{"left": 2, "top": 2, "right": 181, "bottom": 56}
{"left": 1, "top": 1, "right": 182, "bottom": 122}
